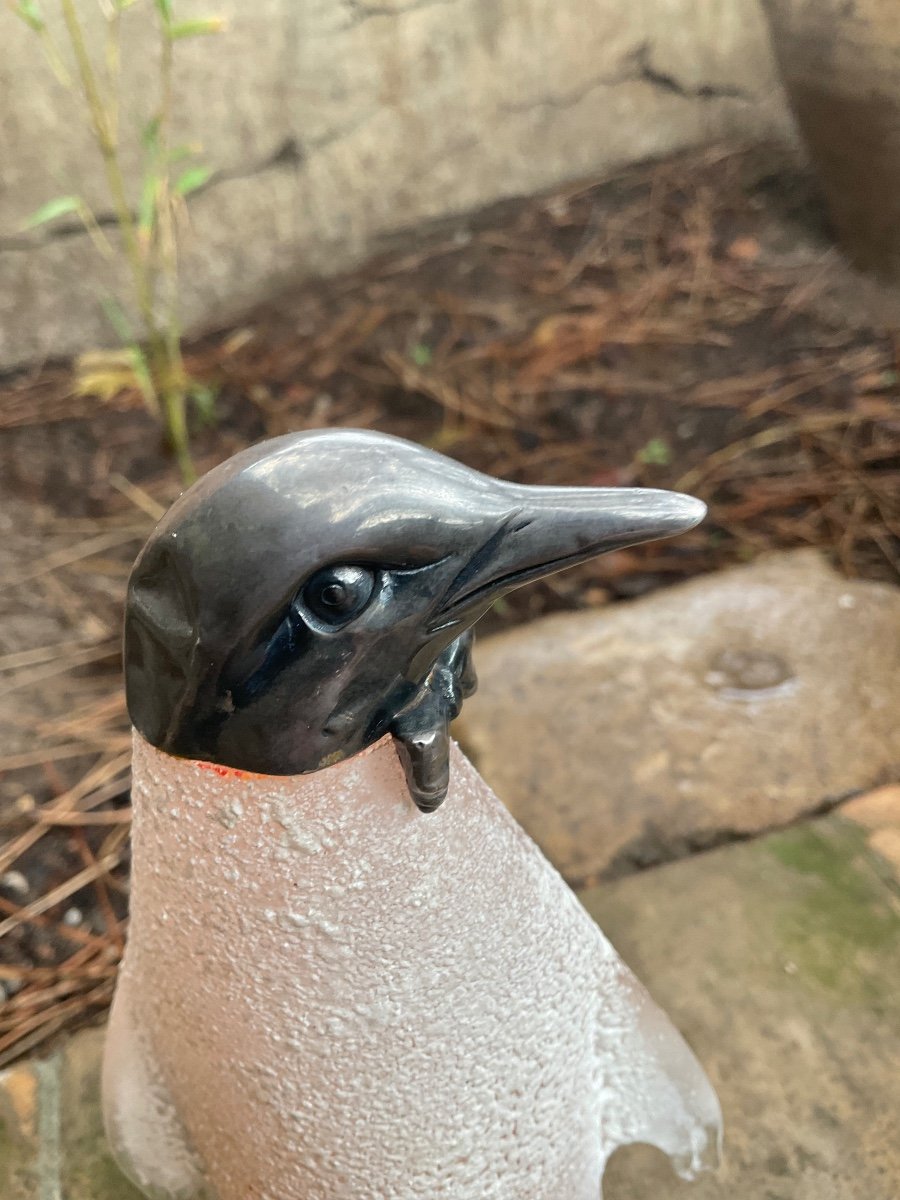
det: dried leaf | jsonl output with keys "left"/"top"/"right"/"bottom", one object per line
{"left": 726, "top": 236, "right": 761, "bottom": 263}
{"left": 74, "top": 339, "right": 158, "bottom": 417}
{"left": 74, "top": 351, "right": 142, "bottom": 404}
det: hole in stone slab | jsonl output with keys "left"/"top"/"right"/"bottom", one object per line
{"left": 704, "top": 648, "right": 795, "bottom": 697}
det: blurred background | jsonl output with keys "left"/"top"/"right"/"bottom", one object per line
{"left": 0, "top": 2, "right": 898, "bottom": 1197}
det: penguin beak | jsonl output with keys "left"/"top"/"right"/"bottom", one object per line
{"left": 432, "top": 485, "right": 705, "bottom": 631}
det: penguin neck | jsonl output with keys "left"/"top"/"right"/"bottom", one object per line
{"left": 126, "top": 726, "right": 490, "bottom": 964}
{"left": 175, "top": 733, "right": 399, "bottom": 811}
{"left": 130, "top": 728, "right": 438, "bottom": 885}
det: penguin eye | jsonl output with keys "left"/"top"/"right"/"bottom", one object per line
{"left": 301, "top": 565, "right": 375, "bottom": 625}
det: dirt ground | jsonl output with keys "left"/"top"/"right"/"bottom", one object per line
{"left": 0, "top": 142, "right": 898, "bottom": 1066}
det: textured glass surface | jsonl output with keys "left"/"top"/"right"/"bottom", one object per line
{"left": 103, "top": 732, "right": 721, "bottom": 1200}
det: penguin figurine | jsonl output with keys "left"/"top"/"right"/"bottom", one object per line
{"left": 103, "top": 429, "right": 722, "bottom": 1200}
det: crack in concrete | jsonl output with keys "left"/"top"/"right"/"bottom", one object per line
{"left": 0, "top": 137, "right": 305, "bottom": 254}
{"left": 0, "top": 109, "right": 384, "bottom": 256}
{"left": 2, "top": 37, "right": 748, "bottom": 257}
{"left": 502, "top": 41, "right": 748, "bottom": 117}
{"left": 500, "top": 67, "right": 637, "bottom": 116}
{"left": 633, "top": 42, "right": 748, "bottom": 101}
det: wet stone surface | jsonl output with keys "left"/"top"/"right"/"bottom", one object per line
{"left": 455, "top": 550, "right": 900, "bottom": 886}
{"left": 593, "top": 812, "right": 900, "bottom": 1200}
{"left": 1, "top": 808, "right": 897, "bottom": 1197}
{"left": 0, "top": 1027, "right": 143, "bottom": 1200}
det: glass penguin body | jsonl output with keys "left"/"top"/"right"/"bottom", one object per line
{"left": 104, "top": 429, "right": 721, "bottom": 1198}
{"left": 104, "top": 733, "right": 720, "bottom": 1200}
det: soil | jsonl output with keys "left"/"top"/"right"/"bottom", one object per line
{"left": 0, "top": 141, "right": 898, "bottom": 1065}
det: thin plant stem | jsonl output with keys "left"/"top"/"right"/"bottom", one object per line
{"left": 104, "top": 2, "right": 121, "bottom": 142}
{"left": 58, "top": 0, "right": 195, "bottom": 482}
{"left": 154, "top": 10, "right": 194, "bottom": 481}
{"left": 59, "top": 0, "right": 155, "bottom": 334}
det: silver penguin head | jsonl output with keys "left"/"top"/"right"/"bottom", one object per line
{"left": 125, "top": 429, "right": 705, "bottom": 807}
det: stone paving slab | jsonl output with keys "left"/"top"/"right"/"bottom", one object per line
{"left": 842, "top": 784, "right": 900, "bottom": 874}
{"left": 455, "top": 551, "right": 900, "bottom": 886}
{"left": 1, "top": 812, "right": 897, "bottom": 1197}
{"left": 0, "top": 1025, "right": 143, "bottom": 1199}
{"left": 591, "top": 815, "right": 900, "bottom": 1199}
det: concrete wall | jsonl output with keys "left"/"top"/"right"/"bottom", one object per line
{"left": 0, "top": 0, "right": 794, "bottom": 368}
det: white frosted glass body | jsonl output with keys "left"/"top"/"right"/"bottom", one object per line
{"left": 103, "top": 732, "right": 721, "bottom": 1200}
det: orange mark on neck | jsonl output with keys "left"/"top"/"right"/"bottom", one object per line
{"left": 194, "top": 760, "right": 264, "bottom": 782}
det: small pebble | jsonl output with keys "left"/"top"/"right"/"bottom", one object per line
{"left": 62, "top": 906, "right": 83, "bottom": 927}
{"left": 0, "top": 870, "right": 29, "bottom": 897}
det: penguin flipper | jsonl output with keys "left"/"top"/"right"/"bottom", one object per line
{"left": 592, "top": 961, "right": 722, "bottom": 1183}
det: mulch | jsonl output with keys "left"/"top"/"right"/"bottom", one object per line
{"left": 1, "top": 142, "right": 898, "bottom": 1067}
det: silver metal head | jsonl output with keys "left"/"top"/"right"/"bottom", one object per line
{"left": 125, "top": 429, "right": 705, "bottom": 809}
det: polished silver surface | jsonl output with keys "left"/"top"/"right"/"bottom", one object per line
{"left": 125, "top": 428, "right": 705, "bottom": 809}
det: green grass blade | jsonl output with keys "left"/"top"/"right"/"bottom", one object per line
{"left": 21, "top": 194, "right": 81, "bottom": 230}
{"left": 175, "top": 165, "right": 213, "bottom": 195}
